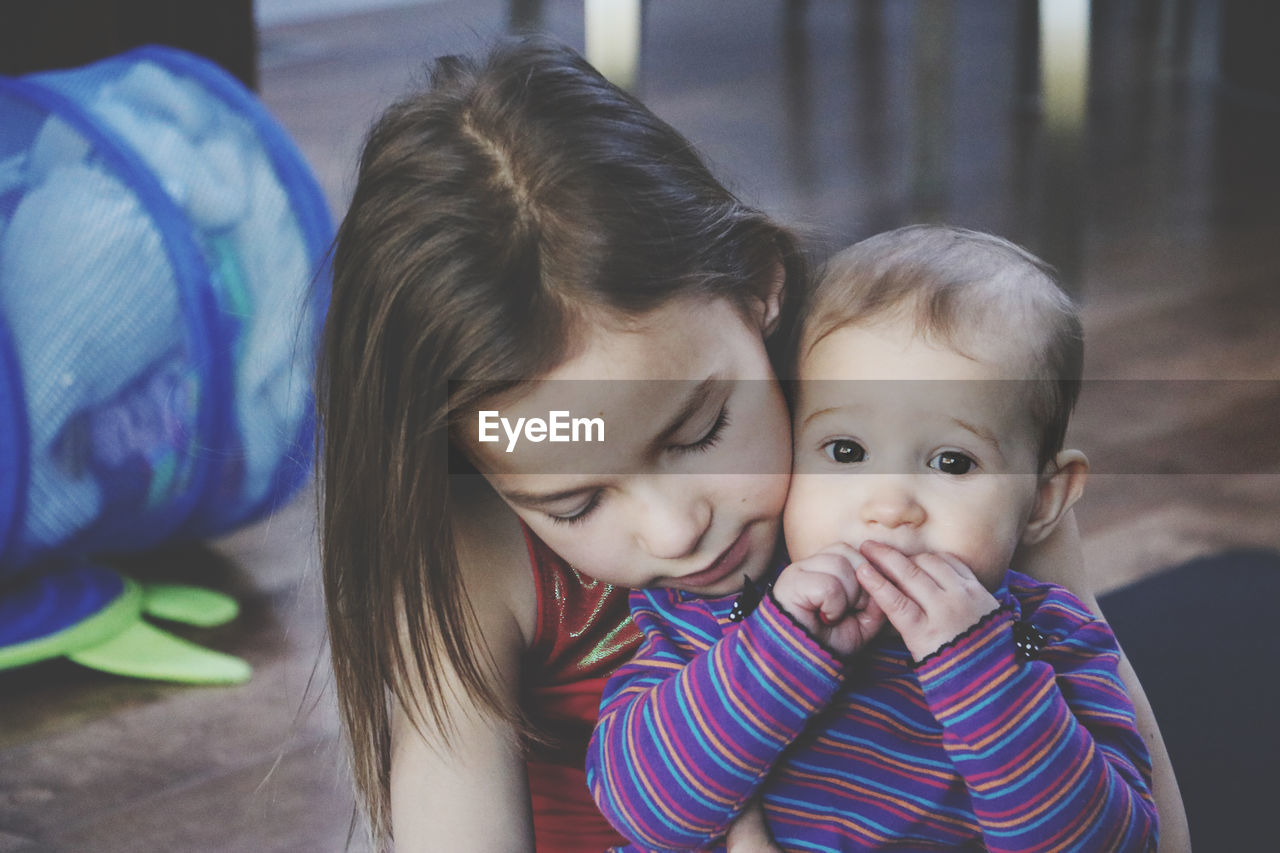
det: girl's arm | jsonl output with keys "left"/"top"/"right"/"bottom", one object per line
{"left": 587, "top": 590, "right": 843, "bottom": 850}
{"left": 390, "top": 485, "right": 539, "bottom": 852}
{"left": 1019, "top": 512, "right": 1192, "bottom": 853}
{"left": 725, "top": 800, "right": 784, "bottom": 853}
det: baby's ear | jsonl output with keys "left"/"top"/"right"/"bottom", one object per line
{"left": 753, "top": 259, "right": 786, "bottom": 336}
{"left": 1022, "top": 449, "right": 1089, "bottom": 547}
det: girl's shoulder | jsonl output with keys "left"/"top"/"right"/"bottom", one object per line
{"left": 452, "top": 476, "right": 639, "bottom": 678}
{"left": 451, "top": 476, "right": 539, "bottom": 648}
{"left": 522, "top": 526, "right": 640, "bottom": 677}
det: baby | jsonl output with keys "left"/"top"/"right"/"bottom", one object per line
{"left": 587, "top": 225, "right": 1159, "bottom": 851}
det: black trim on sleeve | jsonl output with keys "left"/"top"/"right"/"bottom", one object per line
{"left": 728, "top": 573, "right": 773, "bottom": 622}
{"left": 912, "top": 604, "right": 1014, "bottom": 669}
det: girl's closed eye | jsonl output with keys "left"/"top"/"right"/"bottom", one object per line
{"left": 823, "top": 438, "right": 867, "bottom": 464}
{"left": 670, "top": 405, "right": 730, "bottom": 455}
{"left": 547, "top": 404, "right": 731, "bottom": 526}
{"left": 548, "top": 491, "right": 604, "bottom": 525}
{"left": 928, "top": 450, "right": 978, "bottom": 475}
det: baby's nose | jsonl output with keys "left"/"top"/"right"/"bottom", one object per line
{"left": 859, "top": 477, "right": 926, "bottom": 529}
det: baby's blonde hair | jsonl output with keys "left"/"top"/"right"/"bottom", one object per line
{"left": 799, "top": 225, "right": 1083, "bottom": 470}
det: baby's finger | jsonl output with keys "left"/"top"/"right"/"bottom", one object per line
{"left": 818, "top": 541, "right": 866, "bottom": 570}
{"left": 860, "top": 541, "right": 942, "bottom": 595}
{"left": 808, "top": 571, "right": 852, "bottom": 626}
{"left": 854, "top": 560, "right": 924, "bottom": 630}
{"left": 854, "top": 592, "right": 888, "bottom": 635}
{"left": 801, "top": 547, "right": 865, "bottom": 607}
{"left": 914, "top": 552, "right": 968, "bottom": 589}
{"left": 774, "top": 565, "right": 849, "bottom": 629}
{"left": 935, "top": 551, "right": 980, "bottom": 582}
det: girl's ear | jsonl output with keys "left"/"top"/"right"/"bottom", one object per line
{"left": 754, "top": 260, "right": 786, "bottom": 337}
{"left": 1022, "top": 449, "right": 1089, "bottom": 547}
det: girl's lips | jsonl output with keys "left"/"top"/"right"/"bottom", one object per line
{"left": 673, "top": 529, "right": 753, "bottom": 591}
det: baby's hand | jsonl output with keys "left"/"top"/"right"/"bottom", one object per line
{"left": 725, "top": 800, "right": 782, "bottom": 853}
{"left": 772, "top": 543, "right": 886, "bottom": 658}
{"left": 854, "top": 541, "right": 1000, "bottom": 662}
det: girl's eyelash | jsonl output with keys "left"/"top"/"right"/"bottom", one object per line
{"left": 548, "top": 406, "right": 729, "bottom": 526}
{"left": 671, "top": 406, "right": 730, "bottom": 454}
{"left": 549, "top": 492, "right": 603, "bottom": 526}
{"left": 549, "top": 407, "right": 729, "bottom": 525}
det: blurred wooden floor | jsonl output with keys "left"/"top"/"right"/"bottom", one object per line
{"left": 2, "top": 1, "right": 1278, "bottom": 850}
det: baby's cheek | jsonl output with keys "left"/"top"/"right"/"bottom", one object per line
{"left": 946, "top": 517, "right": 1023, "bottom": 590}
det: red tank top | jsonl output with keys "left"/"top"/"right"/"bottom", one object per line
{"left": 521, "top": 525, "right": 641, "bottom": 852}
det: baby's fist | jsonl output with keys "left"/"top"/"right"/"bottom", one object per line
{"left": 772, "top": 544, "right": 886, "bottom": 657}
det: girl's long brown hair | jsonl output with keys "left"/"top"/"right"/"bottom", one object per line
{"left": 317, "top": 37, "right": 804, "bottom": 846}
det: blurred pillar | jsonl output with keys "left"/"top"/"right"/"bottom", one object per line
{"left": 1212, "top": 5, "right": 1280, "bottom": 226}
{"left": 910, "top": 0, "right": 952, "bottom": 221}
{"left": 585, "top": 0, "right": 644, "bottom": 92}
{"left": 1219, "top": 1, "right": 1280, "bottom": 107}
{"left": 851, "top": 0, "right": 893, "bottom": 233}
{"left": 1158, "top": 0, "right": 1195, "bottom": 70}
{"left": 509, "top": 0, "right": 545, "bottom": 34}
{"left": 1011, "top": 0, "right": 1041, "bottom": 253}
{"left": 1015, "top": 0, "right": 1042, "bottom": 116}
{"left": 1039, "top": 0, "right": 1090, "bottom": 292}
{"left": 782, "top": 0, "right": 817, "bottom": 200}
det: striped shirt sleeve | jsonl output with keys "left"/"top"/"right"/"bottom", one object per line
{"left": 914, "top": 596, "right": 1159, "bottom": 852}
{"left": 586, "top": 588, "right": 843, "bottom": 851}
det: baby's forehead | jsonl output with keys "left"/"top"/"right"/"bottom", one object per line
{"left": 799, "top": 375, "right": 1038, "bottom": 421}
{"left": 793, "top": 320, "right": 1046, "bottom": 439}
{"left": 797, "top": 315, "right": 1041, "bottom": 381}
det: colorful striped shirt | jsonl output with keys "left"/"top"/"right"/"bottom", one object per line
{"left": 586, "top": 571, "right": 1157, "bottom": 851}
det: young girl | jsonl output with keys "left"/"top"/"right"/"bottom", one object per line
{"left": 317, "top": 38, "right": 1187, "bottom": 852}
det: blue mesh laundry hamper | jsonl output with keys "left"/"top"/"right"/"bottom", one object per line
{"left": 0, "top": 47, "right": 331, "bottom": 682}
{"left": 0, "top": 48, "right": 335, "bottom": 686}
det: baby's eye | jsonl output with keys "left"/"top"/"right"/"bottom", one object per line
{"left": 825, "top": 439, "right": 867, "bottom": 464}
{"left": 929, "top": 451, "right": 977, "bottom": 475}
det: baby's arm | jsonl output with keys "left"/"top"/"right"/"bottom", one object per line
{"left": 1020, "top": 513, "right": 1191, "bottom": 852}
{"left": 587, "top": 551, "right": 872, "bottom": 851}
{"left": 858, "top": 544, "right": 1158, "bottom": 852}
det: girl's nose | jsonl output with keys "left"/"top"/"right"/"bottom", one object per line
{"left": 859, "top": 477, "right": 926, "bottom": 529}
{"left": 634, "top": 478, "right": 712, "bottom": 560}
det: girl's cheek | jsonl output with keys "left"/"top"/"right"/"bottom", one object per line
{"left": 747, "top": 380, "right": 792, "bottom": 470}
{"left": 732, "top": 409, "right": 790, "bottom": 506}
{"left": 782, "top": 476, "right": 828, "bottom": 561}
